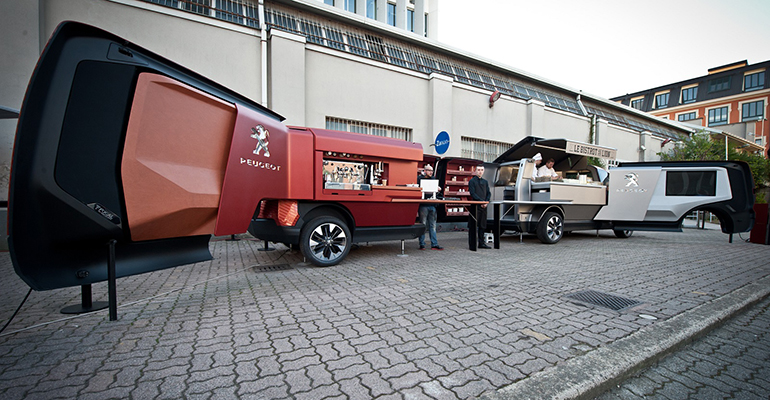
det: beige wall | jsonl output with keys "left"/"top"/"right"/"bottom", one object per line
{"left": 41, "top": 0, "right": 263, "bottom": 99}
{"left": 304, "top": 45, "right": 431, "bottom": 132}
{"left": 0, "top": 0, "right": 664, "bottom": 203}
{"left": 0, "top": 0, "right": 43, "bottom": 201}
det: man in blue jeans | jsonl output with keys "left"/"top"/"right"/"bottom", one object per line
{"left": 418, "top": 164, "right": 442, "bottom": 250}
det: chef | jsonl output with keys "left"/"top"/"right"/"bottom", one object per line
{"left": 538, "top": 158, "right": 560, "bottom": 180}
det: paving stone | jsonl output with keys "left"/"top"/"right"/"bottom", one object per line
{"left": 1, "top": 229, "right": 769, "bottom": 400}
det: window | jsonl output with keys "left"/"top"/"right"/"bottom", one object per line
{"left": 366, "top": 0, "right": 376, "bottom": 19}
{"left": 387, "top": 2, "right": 396, "bottom": 26}
{"left": 243, "top": 3, "right": 258, "bottom": 28}
{"left": 365, "top": 34, "right": 387, "bottom": 62}
{"left": 326, "top": 117, "right": 412, "bottom": 141}
{"left": 267, "top": 10, "right": 297, "bottom": 32}
{"left": 708, "top": 106, "right": 728, "bottom": 126}
{"left": 744, "top": 71, "right": 765, "bottom": 91}
{"left": 346, "top": 33, "right": 368, "bottom": 57}
{"left": 630, "top": 98, "right": 644, "bottom": 110}
{"left": 708, "top": 76, "right": 731, "bottom": 92}
{"left": 300, "top": 20, "right": 324, "bottom": 45}
{"left": 184, "top": 0, "right": 209, "bottom": 15}
{"left": 324, "top": 0, "right": 333, "bottom": 4}
{"left": 461, "top": 137, "right": 513, "bottom": 162}
{"left": 678, "top": 112, "right": 697, "bottom": 122}
{"left": 215, "top": 0, "right": 243, "bottom": 24}
{"left": 654, "top": 92, "right": 670, "bottom": 109}
{"left": 424, "top": 13, "right": 428, "bottom": 37}
{"left": 344, "top": 0, "right": 355, "bottom": 12}
{"left": 666, "top": 171, "right": 716, "bottom": 196}
{"left": 324, "top": 28, "right": 345, "bottom": 50}
{"left": 742, "top": 100, "right": 764, "bottom": 121}
{"left": 386, "top": 45, "right": 409, "bottom": 68}
{"left": 147, "top": 0, "right": 178, "bottom": 6}
{"left": 407, "top": 9, "right": 414, "bottom": 32}
{"left": 681, "top": 86, "right": 698, "bottom": 103}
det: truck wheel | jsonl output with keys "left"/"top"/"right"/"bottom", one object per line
{"left": 614, "top": 229, "right": 633, "bottom": 238}
{"left": 537, "top": 212, "right": 563, "bottom": 244}
{"left": 300, "top": 216, "right": 351, "bottom": 267}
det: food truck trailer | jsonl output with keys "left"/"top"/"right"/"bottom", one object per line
{"left": 6, "top": 22, "right": 755, "bottom": 297}
{"left": 7, "top": 22, "right": 433, "bottom": 292}
{"left": 482, "top": 137, "right": 755, "bottom": 244}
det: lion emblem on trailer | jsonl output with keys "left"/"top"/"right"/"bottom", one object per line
{"left": 624, "top": 173, "right": 639, "bottom": 187}
{"left": 251, "top": 125, "right": 270, "bottom": 157}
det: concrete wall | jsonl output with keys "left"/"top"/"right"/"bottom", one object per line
{"left": 0, "top": 1, "right": 43, "bottom": 202}
{"left": 41, "top": 0, "right": 263, "bottom": 99}
{"left": 0, "top": 0, "right": 663, "bottom": 206}
{"left": 304, "top": 44, "right": 431, "bottom": 132}
{"left": 0, "top": 0, "right": 264, "bottom": 203}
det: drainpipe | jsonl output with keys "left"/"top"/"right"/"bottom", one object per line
{"left": 576, "top": 93, "right": 588, "bottom": 116}
{"left": 259, "top": 0, "right": 268, "bottom": 108}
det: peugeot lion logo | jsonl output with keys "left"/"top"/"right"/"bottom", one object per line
{"left": 624, "top": 173, "right": 639, "bottom": 187}
{"left": 251, "top": 125, "right": 270, "bottom": 157}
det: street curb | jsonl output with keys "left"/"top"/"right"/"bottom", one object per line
{"left": 479, "top": 274, "right": 770, "bottom": 400}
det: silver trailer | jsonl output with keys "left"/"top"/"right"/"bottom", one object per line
{"left": 487, "top": 137, "right": 755, "bottom": 244}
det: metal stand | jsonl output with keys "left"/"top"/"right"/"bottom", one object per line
{"left": 258, "top": 240, "right": 275, "bottom": 251}
{"left": 468, "top": 205, "right": 478, "bottom": 251}
{"left": 397, "top": 239, "right": 408, "bottom": 257}
{"left": 227, "top": 234, "right": 240, "bottom": 241}
{"left": 107, "top": 239, "right": 117, "bottom": 321}
{"left": 61, "top": 240, "right": 118, "bottom": 319}
{"left": 60, "top": 284, "right": 109, "bottom": 314}
{"left": 493, "top": 203, "right": 501, "bottom": 249}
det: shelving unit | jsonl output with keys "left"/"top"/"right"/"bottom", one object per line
{"left": 442, "top": 162, "right": 478, "bottom": 217}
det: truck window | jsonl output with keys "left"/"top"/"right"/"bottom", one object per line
{"left": 495, "top": 165, "right": 518, "bottom": 186}
{"left": 323, "top": 159, "right": 372, "bottom": 190}
{"left": 666, "top": 171, "right": 716, "bottom": 196}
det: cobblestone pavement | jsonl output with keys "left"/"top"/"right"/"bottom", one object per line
{"left": 596, "top": 296, "right": 770, "bottom": 400}
{"left": 1, "top": 225, "right": 769, "bottom": 400}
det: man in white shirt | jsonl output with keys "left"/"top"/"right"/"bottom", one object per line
{"left": 538, "top": 158, "right": 559, "bottom": 180}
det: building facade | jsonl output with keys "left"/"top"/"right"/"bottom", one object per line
{"left": 0, "top": 0, "right": 689, "bottom": 205}
{"left": 611, "top": 60, "right": 769, "bottom": 157}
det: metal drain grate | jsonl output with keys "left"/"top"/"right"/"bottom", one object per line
{"left": 252, "top": 264, "right": 293, "bottom": 273}
{"left": 564, "top": 290, "right": 642, "bottom": 311}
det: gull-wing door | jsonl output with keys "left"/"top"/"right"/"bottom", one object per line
{"left": 9, "top": 22, "right": 288, "bottom": 290}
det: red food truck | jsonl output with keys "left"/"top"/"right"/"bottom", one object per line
{"left": 7, "top": 22, "right": 429, "bottom": 292}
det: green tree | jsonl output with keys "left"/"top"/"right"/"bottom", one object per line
{"left": 658, "top": 131, "right": 770, "bottom": 202}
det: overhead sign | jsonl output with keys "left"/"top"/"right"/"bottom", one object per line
{"left": 435, "top": 131, "right": 450, "bottom": 154}
{"left": 565, "top": 141, "right": 617, "bottom": 160}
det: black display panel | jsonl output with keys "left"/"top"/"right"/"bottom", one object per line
{"left": 8, "top": 22, "right": 282, "bottom": 290}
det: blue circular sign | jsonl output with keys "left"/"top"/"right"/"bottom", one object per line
{"left": 434, "top": 131, "right": 450, "bottom": 155}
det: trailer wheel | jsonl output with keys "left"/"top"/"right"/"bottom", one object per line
{"left": 613, "top": 229, "right": 634, "bottom": 238}
{"left": 300, "top": 216, "right": 351, "bottom": 267}
{"left": 537, "top": 212, "right": 563, "bottom": 244}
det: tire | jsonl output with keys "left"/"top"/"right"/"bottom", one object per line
{"left": 614, "top": 229, "right": 633, "bottom": 238}
{"left": 536, "top": 211, "right": 563, "bottom": 244}
{"left": 299, "top": 216, "right": 351, "bottom": 267}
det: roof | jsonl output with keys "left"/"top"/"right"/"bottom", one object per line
{"left": 493, "top": 136, "right": 617, "bottom": 164}
{"left": 0, "top": 105, "right": 19, "bottom": 119}
{"left": 272, "top": 0, "right": 689, "bottom": 138}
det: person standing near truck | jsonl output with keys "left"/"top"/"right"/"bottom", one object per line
{"left": 468, "top": 165, "right": 491, "bottom": 249}
{"left": 417, "top": 165, "right": 442, "bottom": 250}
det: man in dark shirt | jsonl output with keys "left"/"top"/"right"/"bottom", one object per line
{"left": 468, "top": 165, "right": 491, "bottom": 249}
